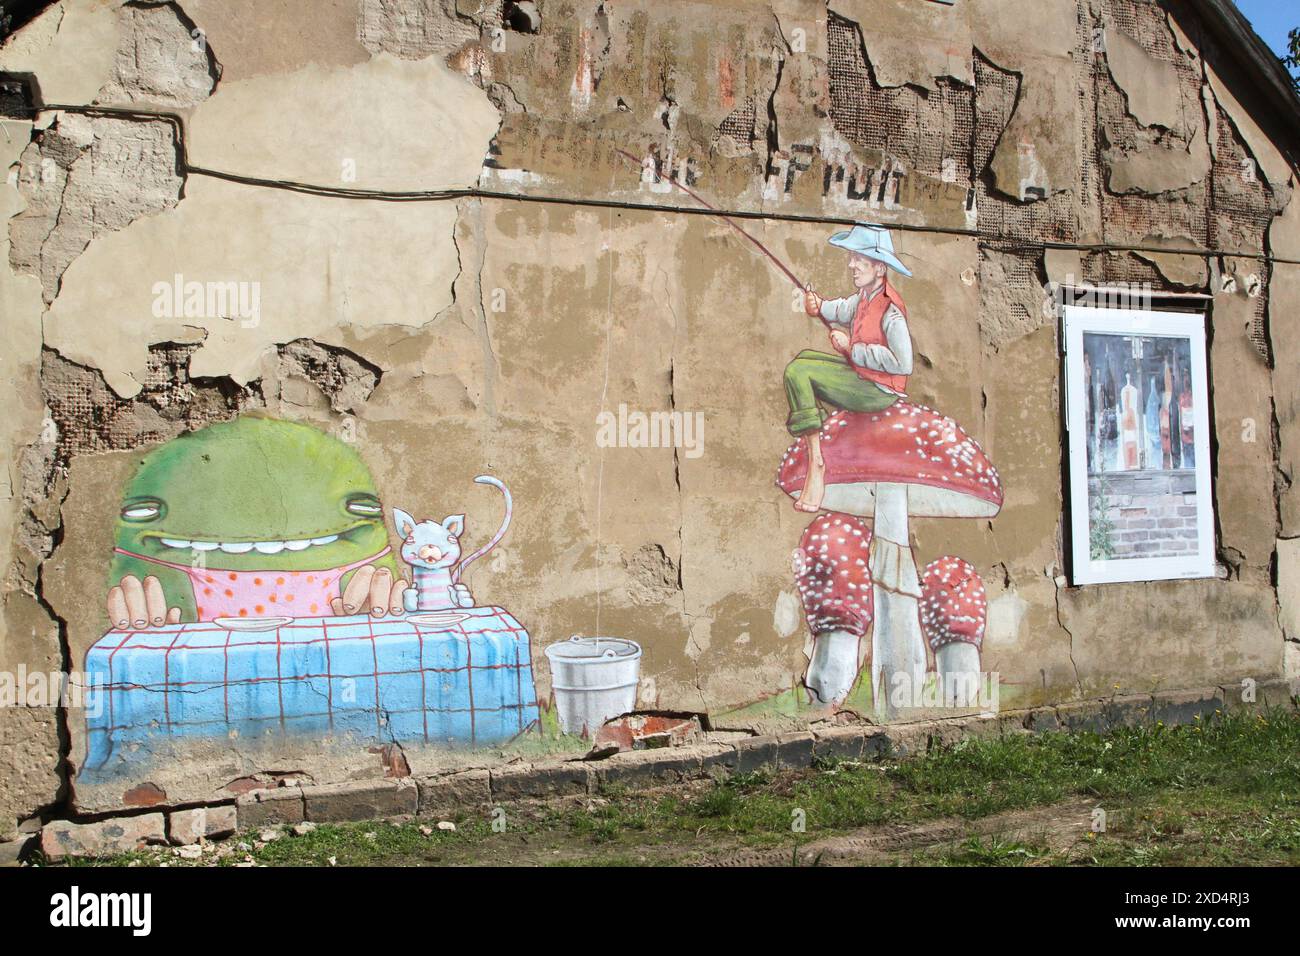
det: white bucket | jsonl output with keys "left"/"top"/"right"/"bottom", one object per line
{"left": 545, "top": 636, "right": 642, "bottom": 736}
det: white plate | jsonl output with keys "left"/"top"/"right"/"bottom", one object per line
{"left": 408, "top": 612, "right": 469, "bottom": 628}
{"left": 213, "top": 616, "right": 293, "bottom": 632}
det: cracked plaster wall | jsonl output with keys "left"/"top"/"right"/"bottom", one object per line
{"left": 1, "top": 0, "right": 1298, "bottom": 820}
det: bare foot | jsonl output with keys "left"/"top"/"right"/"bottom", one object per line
{"left": 794, "top": 457, "right": 826, "bottom": 512}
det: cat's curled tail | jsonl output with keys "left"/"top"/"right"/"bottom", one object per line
{"left": 453, "top": 475, "right": 512, "bottom": 583}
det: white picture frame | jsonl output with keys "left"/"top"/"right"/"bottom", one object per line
{"left": 1063, "top": 305, "right": 1215, "bottom": 585}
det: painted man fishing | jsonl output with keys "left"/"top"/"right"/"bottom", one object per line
{"left": 610, "top": 154, "right": 913, "bottom": 512}
{"left": 785, "top": 224, "right": 914, "bottom": 512}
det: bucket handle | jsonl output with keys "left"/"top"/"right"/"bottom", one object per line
{"left": 568, "top": 635, "right": 625, "bottom": 659}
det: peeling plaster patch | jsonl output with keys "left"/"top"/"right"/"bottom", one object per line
{"left": 1204, "top": 62, "right": 1294, "bottom": 190}
{"left": 1098, "top": 19, "right": 1211, "bottom": 199}
{"left": 9, "top": 113, "right": 184, "bottom": 303}
{"left": 820, "top": 12, "right": 974, "bottom": 226}
{"left": 827, "top": 0, "right": 972, "bottom": 90}
{"left": 978, "top": 246, "right": 1047, "bottom": 351}
{"left": 0, "top": 124, "right": 60, "bottom": 840}
{"left": 987, "top": 71, "right": 1076, "bottom": 202}
{"left": 1268, "top": 264, "right": 1300, "bottom": 533}
{"left": 967, "top": 0, "right": 1080, "bottom": 206}
{"left": 43, "top": 175, "right": 459, "bottom": 397}
{"left": 357, "top": 0, "right": 482, "bottom": 62}
{"left": 95, "top": 1, "right": 220, "bottom": 107}
{"left": 276, "top": 340, "right": 382, "bottom": 415}
{"left": 967, "top": 0, "right": 1077, "bottom": 61}
{"left": 1270, "top": 191, "right": 1300, "bottom": 263}
{"left": 186, "top": 52, "right": 499, "bottom": 190}
{"left": 1044, "top": 247, "right": 1083, "bottom": 285}
{"left": 1102, "top": 133, "right": 1210, "bottom": 196}
{"left": 40, "top": 345, "right": 264, "bottom": 463}
{"left": 1103, "top": 26, "right": 1184, "bottom": 131}
{"left": 1132, "top": 241, "right": 1207, "bottom": 288}
{"left": 0, "top": 0, "right": 120, "bottom": 105}
{"left": 180, "top": 0, "right": 369, "bottom": 82}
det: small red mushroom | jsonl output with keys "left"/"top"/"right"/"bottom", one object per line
{"left": 794, "top": 512, "right": 872, "bottom": 704}
{"left": 920, "top": 556, "right": 988, "bottom": 707}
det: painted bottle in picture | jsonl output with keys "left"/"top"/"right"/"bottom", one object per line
{"left": 1144, "top": 378, "right": 1161, "bottom": 469}
{"left": 1119, "top": 375, "right": 1140, "bottom": 470}
{"left": 1179, "top": 388, "right": 1194, "bottom": 468}
{"left": 1170, "top": 361, "right": 1180, "bottom": 468}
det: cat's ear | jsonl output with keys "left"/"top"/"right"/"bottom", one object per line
{"left": 393, "top": 508, "right": 416, "bottom": 538}
{"left": 442, "top": 514, "right": 465, "bottom": 536}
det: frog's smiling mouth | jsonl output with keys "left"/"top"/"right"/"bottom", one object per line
{"left": 140, "top": 521, "right": 379, "bottom": 556}
{"left": 155, "top": 534, "right": 343, "bottom": 555}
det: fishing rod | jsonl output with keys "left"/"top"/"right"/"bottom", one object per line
{"left": 613, "top": 148, "right": 832, "bottom": 329}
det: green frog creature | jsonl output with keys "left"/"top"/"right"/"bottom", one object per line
{"left": 105, "top": 415, "right": 407, "bottom": 628}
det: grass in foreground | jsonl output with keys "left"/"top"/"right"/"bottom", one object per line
{"left": 53, "top": 708, "right": 1300, "bottom": 867}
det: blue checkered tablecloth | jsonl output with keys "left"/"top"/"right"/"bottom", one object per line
{"left": 82, "top": 608, "right": 540, "bottom": 772}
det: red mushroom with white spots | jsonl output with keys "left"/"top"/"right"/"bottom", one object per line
{"left": 920, "top": 556, "right": 988, "bottom": 707}
{"left": 793, "top": 512, "right": 873, "bottom": 705}
{"left": 777, "top": 402, "right": 1002, "bottom": 716}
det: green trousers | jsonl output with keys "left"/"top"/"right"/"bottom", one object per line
{"left": 783, "top": 350, "right": 898, "bottom": 436}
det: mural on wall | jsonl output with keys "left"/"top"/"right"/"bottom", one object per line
{"left": 775, "top": 224, "right": 1003, "bottom": 716}
{"left": 84, "top": 417, "right": 541, "bottom": 779}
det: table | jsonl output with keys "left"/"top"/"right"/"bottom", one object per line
{"left": 82, "top": 607, "right": 541, "bottom": 774}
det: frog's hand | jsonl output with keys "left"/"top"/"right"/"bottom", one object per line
{"left": 106, "top": 554, "right": 196, "bottom": 625}
{"left": 403, "top": 586, "right": 419, "bottom": 612}
{"left": 453, "top": 584, "right": 475, "bottom": 608}
{"left": 338, "top": 553, "right": 403, "bottom": 611}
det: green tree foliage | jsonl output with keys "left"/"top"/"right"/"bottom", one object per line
{"left": 1285, "top": 27, "right": 1300, "bottom": 89}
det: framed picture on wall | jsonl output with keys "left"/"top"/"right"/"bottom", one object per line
{"left": 1063, "top": 305, "right": 1215, "bottom": 585}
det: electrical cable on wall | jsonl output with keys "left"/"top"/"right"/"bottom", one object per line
{"left": 18, "top": 101, "right": 1300, "bottom": 269}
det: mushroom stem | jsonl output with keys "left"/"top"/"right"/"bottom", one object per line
{"left": 869, "top": 483, "right": 927, "bottom": 718}
{"left": 935, "top": 642, "right": 982, "bottom": 707}
{"left": 805, "top": 629, "right": 861, "bottom": 705}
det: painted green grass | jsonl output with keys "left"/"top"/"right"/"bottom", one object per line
{"left": 55, "top": 708, "right": 1300, "bottom": 867}
{"left": 712, "top": 671, "right": 1028, "bottom": 725}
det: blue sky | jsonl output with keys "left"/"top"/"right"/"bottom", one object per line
{"left": 1234, "top": 0, "right": 1296, "bottom": 77}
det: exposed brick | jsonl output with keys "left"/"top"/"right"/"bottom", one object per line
{"left": 490, "top": 763, "right": 591, "bottom": 800}
{"left": 416, "top": 769, "right": 492, "bottom": 815}
{"left": 235, "top": 787, "right": 306, "bottom": 829}
{"left": 168, "top": 804, "right": 237, "bottom": 845}
{"left": 41, "top": 813, "right": 167, "bottom": 860}
{"left": 303, "top": 778, "right": 417, "bottom": 823}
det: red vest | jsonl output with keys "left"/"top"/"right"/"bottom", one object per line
{"left": 848, "top": 280, "right": 909, "bottom": 395}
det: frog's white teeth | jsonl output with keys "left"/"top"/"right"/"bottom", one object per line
{"left": 158, "top": 534, "right": 341, "bottom": 553}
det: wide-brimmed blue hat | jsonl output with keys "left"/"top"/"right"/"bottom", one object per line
{"left": 827, "top": 223, "right": 912, "bottom": 277}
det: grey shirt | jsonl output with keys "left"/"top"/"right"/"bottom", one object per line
{"left": 818, "top": 285, "right": 913, "bottom": 393}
